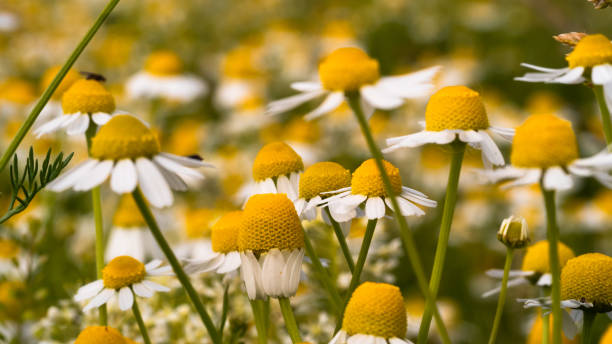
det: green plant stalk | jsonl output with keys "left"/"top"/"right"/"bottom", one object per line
{"left": 487, "top": 247, "right": 514, "bottom": 344}
{"left": 249, "top": 299, "right": 268, "bottom": 344}
{"left": 132, "top": 298, "right": 152, "bottom": 344}
{"left": 131, "top": 188, "right": 221, "bottom": 344}
{"left": 418, "top": 140, "right": 466, "bottom": 341}
{"left": 278, "top": 298, "right": 302, "bottom": 343}
{"left": 346, "top": 92, "right": 450, "bottom": 344}
{"left": 324, "top": 208, "right": 355, "bottom": 273}
{"left": 0, "top": 0, "right": 121, "bottom": 173}
{"left": 542, "top": 312, "right": 549, "bottom": 344}
{"left": 593, "top": 85, "right": 612, "bottom": 148}
{"left": 582, "top": 310, "right": 596, "bottom": 344}
{"left": 303, "top": 230, "right": 343, "bottom": 313}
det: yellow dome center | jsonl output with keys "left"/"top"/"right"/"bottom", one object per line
{"left": 252, "top": 142, "right": 304, "bottom": 182}
{"left": 112, "top": 196, "right": 146, "bottom": 228}
{"left": 299, "top": 161, "right": 351, "bottom": 200}
{"left": 41, "top": 66, "right": 80, "bottom": 100}
{"left": 102, "top": 256, "right": 146, "bottom": 289}
{"left": 318, "top": 47, "right": 380, "bottom": 91}
{"left": 61, "top": 79, "right": 115, "bottom": 115}
{"left": 90, "top": 115, "right": 161, "bottom": 160}
{"left": 184, "top": 208, "right": 217, "bottom": 239}
{"left": 521, "top": 240, "right": 575, "bottom": 276}
{"left": 351, "top": 159, "right": 402, "bottom": 197}
{"left": 343, "top": 282, "right": 407, "bottom": 338}
{"left": 424, "top": 86, "right": 489, "bottom": 131}
{"left": 144, "top": 51, "right": 183, "bottom": 76}
{"left": 238, "top": 194, "right": 304, "bottom": 254}
{"left": 0, "top": 79, "right": 36, "bottom": 105}
{"left": 211, "top": 211, "right": 242, "bottom": 253}
{"left": 74, "top": 326, "right": 127, "bottom": 344}
{"left": 566, "top": 34, "right": 612, "bottom": 68}
{"left": 561, "top": 253, "right": 612, "bottom": 312}
{"left": 0, "top": 239, "right": 19, "bottom": 259}
{"left": 510, "top": 114, "right": 579, "bottom": 168}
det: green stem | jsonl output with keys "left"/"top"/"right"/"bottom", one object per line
{"left": 303, "top": 230, "right": 343, "bottom": 313}
{"left": 132, "top": 298, "right": 152, "bottom": 344}
{"left": 542, "top": 312, "right": 550, "bottom": 344}
{"left": 487, "top": 247, "right": 514, "bottom": 344}
{"left": 593, "top": 85, "right": 612, "bottom": 148}
{"left": 325, "top": 208, "right": 355, "bottom": 273}
{"left": 0, "top": 0, "right": 121, "bottom": 173}
{"left": 418, "top": 140, "right": 465, "bottom": 342}
{"left": 249, "top": 299, "right": 268, "bottom": 344}
{"left": 278, "top": 298, "right": 302, "bottom": 343}
{"left": 540, "top": 182, "right": 562, "bottom": 344}
{"left": 582, "top": 311, "right": 596, "bottom": 344}
{"left": 346, "top": 92, "right": 450, "bottom": 344}
{"left": 131, "top": 189, "right": 221, "bottom": 344}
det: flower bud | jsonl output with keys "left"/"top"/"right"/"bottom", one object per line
{"left": 586, "top": 0, "right": 610, "bottom": 9}
{"left": 553, "top": 32, "right": 587, "bottom": 46}
{"left": 497, "top": 215, "right": 529, "bottom": 249}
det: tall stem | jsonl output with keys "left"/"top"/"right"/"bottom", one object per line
{"left": 540, "top": 183, "right": 561, "bottom": 344}
{"left": 0, "top": 0, "right": 121, "bottom": 173}
{"left": 325, "top": 208, "right": 355, "bottom": 273}
{"left": 249, "top": 299, "right": 268, "bottom": 344}
{"left": 303, "top": 230, "right": 343, "bottom": 313}
{"left": 542, "top": 312, "right": 550, "bottom": 344}
{"left": 132, "top": 298, "right": 152, "bottom": 344}
{"left": 593, "top": 85, "right": 612, "bottom": 148}
{"left": 131, "top": 189, "right": 220, "bottom": 344}
{"left": 487, "top": 247, "right": 514, "bottom": 344}
{"left": 582, "top": 311, "right": 596, "bottom": 344}
{"left": 278, "top": 298, "right": 302, "bottom": 343}
{"left": 346, "top": 92, "right": 450, "bottom": 344}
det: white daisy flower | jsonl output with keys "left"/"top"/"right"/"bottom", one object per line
{"left": 46, "top": 114, "right": 213, "bottom": 208}
{"left": 74, "top": 256, "right": 172, "bottom": 312}
{"left": 560, "top": 253, "right": 612, "bottom": 315}
{"left": 250, "top": 141, "right": 303, "bottom": 201}
{"left": 266, "top": 46, "right": 440, "bottom": 120}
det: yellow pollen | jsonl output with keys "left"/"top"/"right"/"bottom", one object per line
{"left": 351, "top": 159, "right": 402, "bottom": 197}
{"left": 184, "top": 208, "right": 217, "bottom": 239}
{"left": 252, "top": 142, "right": 304, "bottom": 182}
{"left": 299, "top": 161, "right": 351, "bottom": 200}
{"left": 0, "top": 239, "right": 19, "bottom": 259}
{"left": 112, "top": 196, "right": 146, "bottom": 228}
{"left": 74, "top": 326, "right": 127, "bottom": 344}
{"left": 561, "top": 253, "right": 612, "bottom": 312}
{"left": 61, "top": 79, "right": 115, "bottom": 115}
{"left": 424, "top": 86, "right": 489, "bottom": 131}
{"left": 90, "top": 115, "right": 160, "bottom": 160}
{"left": 566, "top": 34, "right": 612, "bottom": 68}
{"left": 41, "top": 66, "right": 80, "bottom": 100}
{"left": 342, "top": 282, "right": 407, "bottom": 338}
{"left": 0, "top": 79, "right": 36, "bottom": 105}
{"left": 0, "top": 281, "right": 25, "bottom": 321}
{"left": 144, "top": 51, "right": 183, "bottom": 76}
{"left": 318, "top": 47, "right": 380, "bottom": 91}
{"left": 521, "top": 240, "right": 575, "bottom": 276}
{"left": 211, "top": 211, "right": 243, "bottom": 253}
{"left": 102, "top": 256, "right": 146, "bottom": 289}
{"left": 238, "top": 194, "right": 304, "bottom": 254}
{"left": 510, "top": 114, "right": 579, "bottom": 168}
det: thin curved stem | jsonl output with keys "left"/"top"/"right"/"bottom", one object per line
{"left": 487, "top": 247, "right": 514, "bottom": 344}
{"left": 582, "top": 310, "right": 596, "bottom": 344}
{"left": 542, "top": 312, "right": 550, "bottom": 344}
{"left": 593, "top": 85, "right": 612, "bottom": 148}
{"left": 325, "top": 208, "right": 355, "bottom": 273}
{"left": 278, "top": 298, "right": 302, "bottom": 343}
{"left": 132, "top": 298, "right": 152, "bottom": 344}
{"left": 249, "top": 299, "right": 268, "bottom": 344}
{"left": 303, "top": 230, "right": 343, "bottom": 313}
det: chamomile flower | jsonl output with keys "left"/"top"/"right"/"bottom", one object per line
{"left": 560, "top": 253, "right": 612, "bottom": 314}
{"left": 266, "top": 47, "right": 440, "bottom": 120}
{"left": 74, "top": 256, "right": 172, "bottom": 312}
{"left": 74, "top": 326, "right": 127, "bottom": 344}
{"left": 238, "top": 194, "right": 304, "bottom": 300}
{"left": 478, "top": 113, "right": 612, "bottom": 191}
{"left": 46, "top": 114, "right": 213, "bottom": 208}
{"left": 330, "top": 282, "right": 413, "bottom": 344}
{"left": 251, "top": 141, "right": 304, "bottom": 200}
{"left": 384, "top": 85, "right": 513, "bottom": 167}
{"left": 323, "top": 159, "right": 437, "bottom": 221}
{"left": 34, "top": 66, "right": 80, "bottom": 124}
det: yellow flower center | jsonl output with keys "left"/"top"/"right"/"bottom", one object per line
{"left": 521, "top": 240, "right": 575, "bottom": 276}
{"left": 222, "top": 46, "right": 262, "bottom": 79}
{"left": 318, "top": 47, "right": 380, "bottom": 91}
{"left": 112, "top": 196, "right": 145, "bottom": 228}
{"left": 566, "top": 34, "right": 612, "bottom": 68}
{"left": 102, "top": 256, "right": 146, "bottom": 289}
{"left": 144, "top": 51, "right": 183, "bottom": 76}
{"left": 601, "top": 326, "right": 612, "bottom": 344}
{"left": 594, "top": 190, "right": 612, "bottom": 214}
{"left": 0, "top": 281, "right": 25, "bottom": 321}
{"left": 41, "top": 66, "right": 80, "bottom": 100}
{"left": 510, "top": 114, "right": 579, "bottom": 168}
{"left": 252, "top": 142, "right": 304, "bottom": 182}
{"left": 74, "top": 326, "right": 127, "bottom": 344}
{"left": 184, "top": 208, "right": 217, "bottom": 239}
{"left": 0, "top": 239, "right": 20, "bottom": 259}
{"left": 90, "top": 115, "right": 161, "bottom": 160}
{"left": 238, "top": 194, "right": 304, "bottom": 254}
{"left": 0, "top": 79, "right": 36, "bottom": 105}
{"left": 299, "top": 161, "right": 351, "bottom": 200}
{"left": 351, "top": 159, "right": 402, "bottom": 197}
{"left": 424, "top": 86, "right": 489, "bottom": 131}
{"left": 561, "top": 253, "right": 612, "bottom": 312}
{"left": 61, "top": 79, "right": 115, "bottom": 115}
{"left": 211, "top": 211, "right": 243, "bottom": 253}
{"left": 285, "top": 119, "right": 321, "bottom": 144}
{"left": 343, "top": 282, "right": 407, "bottom": 338}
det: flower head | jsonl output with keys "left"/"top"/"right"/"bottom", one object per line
{"left": 299, "top": 162, "right": 351, "bottom": 200}
{"left": 74, "top": 326, "right": 126, "bottom": 344}
{"left": 425, "top": 86, "right": 489, "bottom": 131}
{"left": 521, "top": 240, "right": 575, "bottom": 284}
{"left": 253, "top": 142, "right": 304, "bottom": 182}
{"left": 212, "top": 211, "right": 242, "bottom": 254}
{"left": 40, "top": 66, "right": 80, "bottom": 100}
{"left": 497, "top": 215, "right": 529, "bottom": 249}
{"left": 561, "top": 253, "right": 612, "bottom": 312}
{"left": 144, "top": 50, "right": 183, "bottom": 76}
{"left": 351, "top": 159, "right": 402, "bottom": 198}
{"left": 91, "top": 114, "right": 160, "bottom": 160}
{"left": 103, "top": 256, "right": 146, "bottom": 290}
{"left": 318, "top": 47, "right": 380, "bottom": 91}
{"left": 62, "top": 79, "right": 115, "bottom": 115}
{"left": 566, "top": 34, "right": 612, "bottom": 68}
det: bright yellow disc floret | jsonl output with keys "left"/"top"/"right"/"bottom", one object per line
{"left": 566, "top": 34, "right": 612, "bottom": 69}
{"left": 74, "top": 326, "right": 127, "bottom": 344}
{"left": 61, "top": 79, "right": 115, "bottom": 115}
{"left": 90, "top": 115, "right": 161, "bottom": 160}
{"left": 521, "top": 240, "right": 575, "bottom": 276}
{"left": 145, "top": 51, "right": 183, "bottom": 76}
{"left": 211, "top": 211, "right": 243, "bottom": 253}
{"left": 561, "top": 253, "right": 612, "bottom": 312}
{"left": 343, "top": 282, "right": 407, "bottom": 339}
{"left": 0, "top": 239, "right": 19, "bottom": 259}
{"left": 424, "top": 86, "right": 489, "bottom": 131}
{"left": 510, "top": 114, "right": 579, "bottom": 168}
{"left": 318, "top": 47, "right": 380, "bottom": 91}
{"left": 238, "top": 194, "right": 304, "bottom": 254}
{"left": 252, "top": 142, "right": 304, "bottom": 182}
{"left": 351, "top": 159, "right": 402, "bottom": 197}
{"left": 41, "top": 66, "right": 80, "bottom": 100}
{"left": 112, "top": 195, "right": 146, "bottom": 228}
{"left": 299, "top": 161, "right": 351, "bottom": 200}
{"left": 102, "top": 256, "right": 146, "bottom": 290}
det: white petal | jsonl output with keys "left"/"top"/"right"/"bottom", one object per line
{"left": 217, "top": 252, "right": 242, "bottom": 273}
{"left": 74, "top": 280, "right": 104, "bottom": 301}
{"left": 485, "top": 269, "right": 534, "bottom": 278}
{"left": 291, "top": 81, "right": 323, "bottom": 92}
{"left": 34, "top": 116, "right": 66, "bottom": 137}
{"left": 136, "top": 158, "right": 174, "bottom": 208}
{"left": 262, "top": 249, "right": 285, "bottom": 297}
{"left": 489, "top": 126, "right": 515, "bottom": 141}
{"left": 240, "top": 253, "right": 257, "bottom": 300}
{"left": 147, "top": 265, "right": 173, "bottom": 276}
{"left": 458, "top": 130, "right": 483, "bottom": 143}
{"left": 83, "top": 288, "right": 115, "bottom": 312}
{"left": 501, "top": 169, "right": 541, "bottom": 189}
{"left": 389, "top": 338, "right": 412, "bottom": 344}
{"left": 158, "top": 152, "right": 212, "bottom": 168}
{"left": 304, "top": 92, "right": 344, "bottom": 120}
{"left": 118, "top": 287, "right": 134, "bottom": 311}
{"left": 543, "top": 167, "right": 573, "bottom": 191}
{"left": 132, "top": 282, "right": 154, "bottom": 298}
{"left": 184, "top": 254, "right": 224, "bottom": 274}
{"left": 365, "top": 197, "right": 386, "bottom": 219}
{"left": 277, "top": 175, "right": 298, "bottom": 200}
{"left": 384, "top": 130, "right": 456, "bottom": 152}
{"left": 478, "top": 131, "right": 505, "bottom": 166}
{"left": 66, "top": 115, "right": 90, "bottom": 136}
{"left": 105, "top": 228, "right": 145, "bottom": 262}
{"left": 153, "top": 155, "right": 204, "bottom": 181}
{"left": 562, "top": 309, "right": 579, "bottom": 340}
{"left": 266, "top": 90, "right": 326, "bottom": 116}
{"left": 145, "top": 259, "right": 163, "bottom": 271}
{"left": 553, "top": 67, "right": 585, "bottom": 84}
{"left": 257, "top": 179, "right": 277, "bottom": 194}
{"left": 46, "top": 159, "right": 99, "bottom": 192}
{"left": 329, "top": 331, "right": 346, "bottom": 344}
{"left": 91, "top": 112, "right": 112, "bottom": 125}
{"left": 482, "top": 277, "right": 529, "bottom": 298}
{"left": 73, "top": 160, "right": 113, "bottom": 191}
{"left": 155, "top": 163, "right": 188, "bottom": 191}
{"left": 110, "top": 159, "right": 137, "bottom": 193}
{"left": 142, "top": 280, "right": 170, "bottom": 292}
{"left": 400, "top": 189, "right": 437, "bottom": 208}
{"left": 537, "top": 273, "right": 552, "bottom": 286}
{"left": 360, "top": 85, "right": 404, "bottom": 110}
{"left": 519, "top": 63, "right": 568, "bottom": 73}
{"left": 591, "top": 64, "right": 612, "bottom": 85}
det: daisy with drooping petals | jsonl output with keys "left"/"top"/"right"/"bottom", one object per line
{"left": 74, "top": 326, "right": 127, "bottom": 344}
{"left": 46, "top": 114, "right": 213, "bottom": 208}
{"left": 384, "top": 85, "right": 513, "bottom": 167}
{"left": 266, "top": 47, "right": 440, "bottom": 120}
{"left": 250, "top": 141, "right": 304, "bottom": 201}
{"left": 330, "top": 282, "right": 413, "bottom": 344}
{"left": 74, "top": 256, "right": 172, "bottom": 312}
{"left": 560, "top": 253, "right": 612, "bottom": 315}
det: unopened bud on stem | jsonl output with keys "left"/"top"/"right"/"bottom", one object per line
{"left": 497, "top": 215, "right": 529, "bottom": 249}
